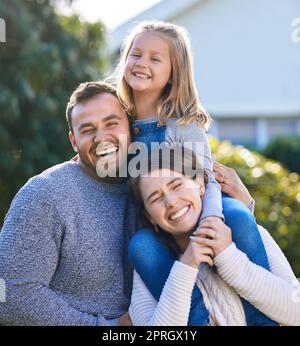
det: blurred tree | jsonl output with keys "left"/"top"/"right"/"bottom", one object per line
{"left": 0, "top": 0, "right": 107, "bottom": 226}
{"left": 210, "top": 138, "right": 300, "bottom": 276}
{"left": 262, "top": 136, "right": 300, "bottom": 174}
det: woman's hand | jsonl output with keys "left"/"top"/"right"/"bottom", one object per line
{"left": 180, "top": 240, "right": 214, "bottom": 269}
{"left": 118, "top": 312, "right": 132, "bottom": 326}
{"left": 213, "top": 162, "right": 253, "bottom": 208}
{"left": 191, "top": 218, "right": 232, "bottom": 257}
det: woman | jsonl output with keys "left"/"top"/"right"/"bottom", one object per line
{"left": 128, "top": 145, "right": 300, "bottom": 326}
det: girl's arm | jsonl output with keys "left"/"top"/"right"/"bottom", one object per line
{"left": 129, "top": 261, "right": 198, "bottom": 326}
{"left": 213, "top": 162, "right": 255, "bottom": 214}
{"left": 214, "top": 225, "right": 300, "bottom": 326}
{"left": 165, "top": 120, "right": 223, "bottom": 221}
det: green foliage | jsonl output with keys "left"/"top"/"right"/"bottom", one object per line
{"left": 210, "top": 138, "right": 300, "bottom": 276}
{"left": 0, "top": 0, "right": 107, "bottom": 225}
{"left": 261, "top": 136, "right": 300, "bottom": 174}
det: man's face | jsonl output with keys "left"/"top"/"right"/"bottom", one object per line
{"left": 69, "top": 93, "right": 131, "bottom": 180}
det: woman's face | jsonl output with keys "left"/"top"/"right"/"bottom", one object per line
{"left": 140, "top": 168, "right": 205, "bottom": 236}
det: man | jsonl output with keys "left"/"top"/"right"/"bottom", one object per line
{"left": 0, "top": 82, "right": 134, "bottom": 326}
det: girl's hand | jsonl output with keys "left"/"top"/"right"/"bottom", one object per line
{"left": 213, "top": 162, "right": 253, "bottom": 208}
{"left": 180, "top": 241, "right": 214, "bottom": 269}
{"left": 192, "top": 218, "right": 232, "bottom": 257}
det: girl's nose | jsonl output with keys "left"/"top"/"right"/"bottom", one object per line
{"left": 135, "top": 56, "right": 147, "bottom": 68}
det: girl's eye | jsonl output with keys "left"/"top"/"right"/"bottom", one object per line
{"left": 130, "top": 53, "right": 140, "bottom": 57}
{"left": 151, "top": 57, "right": 160, "bottom": 62}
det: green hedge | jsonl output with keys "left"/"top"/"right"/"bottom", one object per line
{"left": 210, "top": 138, "right": 300, "bottom": 276}
{"left": 262, "top": 136, "right": 300, "bottom": 174}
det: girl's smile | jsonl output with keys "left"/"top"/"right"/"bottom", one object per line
{"left": 124, "top": 32, "right": 172, "bottom": 95}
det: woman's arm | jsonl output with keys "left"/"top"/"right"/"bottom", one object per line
{"left": 214, "top": 226, "right": 300, "bottom": 326}
{"left": 129, "top": 262, "right": 198, "bottom": 326}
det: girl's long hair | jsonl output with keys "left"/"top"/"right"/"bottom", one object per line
{"left": 107, "top": 21, "right": 212, "bottom": 129}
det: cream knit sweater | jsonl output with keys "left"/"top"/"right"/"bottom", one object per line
{"left": 129, "top": 226, "right": 300, "bottom": 326}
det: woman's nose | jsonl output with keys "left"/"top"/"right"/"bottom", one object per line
{"left": 165, "top": 194, "right": 178, "bottom": 208}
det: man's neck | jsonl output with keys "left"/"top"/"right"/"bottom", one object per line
{"left": 77, "top": 157, "right": 127, "bottom": 184}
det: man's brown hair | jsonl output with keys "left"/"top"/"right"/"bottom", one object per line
{"left": 66, "top": 81, "right": 117, "bottom": 134}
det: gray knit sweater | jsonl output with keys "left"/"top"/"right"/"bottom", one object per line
{"left": 0, "top": 161, "right": 135, "bottom": 326}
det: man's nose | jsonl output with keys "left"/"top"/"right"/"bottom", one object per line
{"left": 94, "top": 129, "right": 105, "bottom": 143}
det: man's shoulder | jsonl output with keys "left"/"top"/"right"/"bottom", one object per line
{"left": 19, "top": 161, "right": 80, "bottom": 199}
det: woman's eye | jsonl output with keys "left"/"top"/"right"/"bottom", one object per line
{"left": 151, "top": 196, "right": 161, "bottom": 204}
{"left": 173, "top": 183, "right": 182, "bottom": 190}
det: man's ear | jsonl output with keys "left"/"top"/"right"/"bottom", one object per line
{"left": 69, "top": 131, "right": 78, "bottom": 153}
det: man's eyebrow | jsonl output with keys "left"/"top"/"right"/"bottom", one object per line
{"left": 103, "top": 114, "right": 122, "bottom": 122}
{"left": 78, "top": 122, "right": 94, "bottom": 131}
{"left": 78, "top": 115, "right": 122, "bottom": 131}
{"left": 146, "top": 178, "right": 182, "bottom": 202}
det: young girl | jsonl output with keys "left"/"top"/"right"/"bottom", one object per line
{"left": 110, "top": 21, "right": 277, "bottom": 325}
{"left": 128, "top": 145, "right": 300, "bottom": 326}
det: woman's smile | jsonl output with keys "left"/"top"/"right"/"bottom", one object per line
{"left": 140, "top": 169, "right": 205, "bottom": 235}
{"left": 167, "top": 204, "right": 190, "bottom": 222}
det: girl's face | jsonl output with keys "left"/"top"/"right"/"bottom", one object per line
{"left": 139, "top": 169, "right": 205, "bottom": 236}
{"left": 124, "top": 32, "right": 172, "bottom": 96}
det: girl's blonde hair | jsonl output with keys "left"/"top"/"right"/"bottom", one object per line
{"left": 108, "top": 21, "right": 211, "bottom": 129}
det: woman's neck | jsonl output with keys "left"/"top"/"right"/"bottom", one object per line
{"left": 173, "top": 233, "right": 191, "bottom": 254}
{"left": 133, "top": 90, "right": 160, "bottom": 120}
{"left": 173, "top": 222, "right": 200, "bottom": 254}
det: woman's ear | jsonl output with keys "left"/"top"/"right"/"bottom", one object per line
{"left": 143, "top": 209, "right": 155, "bottom": 225}
{"left": 199, "top": 184, "right": 205, "bottom": 199}
{"left": 195, "top": 177, "right": 205, "bottom": 198}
